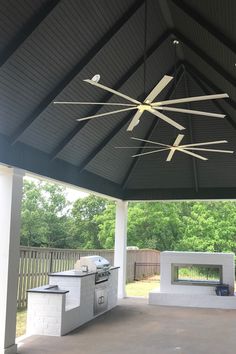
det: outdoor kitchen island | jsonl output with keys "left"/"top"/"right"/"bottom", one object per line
{"left": 27, "top": 256, "right": 119, "bottom": 336}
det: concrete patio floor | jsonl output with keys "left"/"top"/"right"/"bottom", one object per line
{"left": 18, "top": 297, "right": 236, "bottom": 354}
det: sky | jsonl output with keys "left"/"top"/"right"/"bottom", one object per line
{"left": 24, "top": 175, "right": 89, "bottom": 202}
{"left": 66, "top": 188, "right": 88, "bottom": 202}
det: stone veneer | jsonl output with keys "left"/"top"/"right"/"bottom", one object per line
{"left": 27, "top": 268, "right": 118, "bottom": 336}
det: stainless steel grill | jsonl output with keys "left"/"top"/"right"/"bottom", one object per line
{"left": 74, "top": 255, "right": 111, "bottom": 283}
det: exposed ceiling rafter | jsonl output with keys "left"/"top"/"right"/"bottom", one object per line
{"left": 50, "top": 31, "right": 171, "bottom": 160}
{"left": 77, "top": 109, "right": 144, "bottom": 173}
{"left": 10, "top": 0, "right": 145, "bottom": 145}
{"left": 0, "top": 0, "right": 235, "bottom": 201}
{"left": 0, "top": 0, "right": 61, "bottom": 68}
{"left": 183, "top": 61, "right": 236, "bottom": 130}
{"left": 183, "top": 70, "right": 199, "bottom": 192}
{"left": 170, "top": 0, "right": 236, "bottom": 55}
{"left": 172, "top": 30, "right": 236, "bottom": 89}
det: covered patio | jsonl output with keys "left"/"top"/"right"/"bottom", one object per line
{"left": 0, "top": 0, "right": 236, "bottom": 353}
{"left": 17, "top": 298, "right": 236, "bottom": 354}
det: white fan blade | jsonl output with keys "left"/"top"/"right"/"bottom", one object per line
{"left": 152, "top": 93, "right": 229, "bottom": 106}
{"left": 127, "top": 111, "right": 144, "bottom": 131}
{"left": 54, "top": 101, "right": 136, "bottom": 107}
{"left": 166, "top": 148, "right": 176, "bottom": 162}
{"left": 144, "top": 75, "right": 173, "bottom": 103}
{"left": 132, "top": 148, "right": 170, "bottom": 158}
{"left": 84, "top": 79, "right": 141, "bottom": 105}
{"left": 173, "top": 134, "right": 185, "bottom": 147}
{"left": 115, "top": 146, "right": 165, "bottom": 149}
{"left": 131, "top": 137, "right": 171, "bottom": 148}
{"left": 184, "top": 147, "right": 234, "bottom": 154}
{"left": 155, "top": 106, "right": 225, "bottom": 118}
{"left": 180, "top": 140, "right": 228, "bottom": 148}
{"left": 150, "top": 109, "right": 186, "bottom": 131}
{"left": 76, "top": 107, "right": 137, "bottom": 121}
{"left": 178, "top": 148, "right": 208, "bottom": 161}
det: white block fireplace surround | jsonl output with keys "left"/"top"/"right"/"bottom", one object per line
{"left": 149, "top": 251, "right": 236, "bottom": 309}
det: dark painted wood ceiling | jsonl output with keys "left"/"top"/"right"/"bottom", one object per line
{"left": 0, "top": 0, "right": 235, "bottom": 200}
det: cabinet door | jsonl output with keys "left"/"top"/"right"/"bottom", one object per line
{"left": 94, "top": 287, "right": 108, "bottom": 315}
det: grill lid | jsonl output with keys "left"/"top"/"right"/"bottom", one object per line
{"left": 74, "top": 255, "right": 110, "bottom": 273}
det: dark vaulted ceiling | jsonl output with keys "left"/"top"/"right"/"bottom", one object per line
{"left": 0, "top": 0, "right": 236, "bottom": 200}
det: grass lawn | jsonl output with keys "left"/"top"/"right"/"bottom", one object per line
{"left": 16, "top": 309, "right": 27, "bottom": 338}
{"left": 126, "top": 276, "right": 160, "bottom": 297}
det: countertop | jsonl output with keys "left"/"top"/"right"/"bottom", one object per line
{"left": 48, "top": 267, "right": 120, "bottom": 278}
{"left": 27, "top": 285, "right": 69, "bottom": 294}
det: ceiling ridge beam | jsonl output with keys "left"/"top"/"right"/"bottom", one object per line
{"left": 10, "top": 0, "right": 145, "bottom": 145}
{"left": 172, "top": 30, "right": 236, "bottom": 89}
{"left": 183, "top": 71, "right": 199, "bottom": 193}
{"left": 76, "top": 63, "right": 179, "bottom": 175}
{"left": 0, "top": 0, "right": 61, "bottom": 68}
{"left": 121, "top": 65, "right": 184, "bottom": 189}
{"left": 50, "top": 31, "right": 171, "bottom": 160}
{"left": 170, "top": 0, "right": 236, "bottom": 55}
{"left": 184, "top": 62, "right": 236, "bottom": 131}
{"left": 158, "top": 0, "right": 185, "bottom": 60}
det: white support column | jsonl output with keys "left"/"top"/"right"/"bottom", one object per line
{"left": 0, "top": 166, "right": 24, "bottom": 354}
{"left": 114, "top": 200, "right": 128, "bottom": 299}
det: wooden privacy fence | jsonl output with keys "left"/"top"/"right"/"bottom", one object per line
{"left": 134, "top": 262, "right": 160, "bottom": 281}
{"left": 17, "top": 246, "right": 160, "bottom": 309}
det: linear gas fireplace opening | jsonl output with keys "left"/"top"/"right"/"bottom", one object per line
{"left": 171, "top": 263, "right": 223, "bottom": 286}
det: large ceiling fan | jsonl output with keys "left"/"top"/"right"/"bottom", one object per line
{"left": 54, "top": 74, "right": 228, "bottom": 132}
{"left": 54, "top": 0, "right": 229, "bottom": 132}
{"left": 116, "top": 134, "right": 234, "bottom": 161}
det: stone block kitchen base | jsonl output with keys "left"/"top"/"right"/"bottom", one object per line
{"left": 27, "top": 267, "right": 118, "bottom": 336}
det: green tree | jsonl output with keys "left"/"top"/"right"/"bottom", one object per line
{"left": 177, "top": 202, "right": 236, "bottom": 253}
{"left": 21, "top": 179, "right": 236, "bottom": 254}
{"left": 127, "top": 202, "right": 183, "bottom": 250}
{"left": 95, "top": 201, "right": 188, "bottom": 250}
{"left": 21, "top": 180, "right": 46, "bottom": 246}
{"left": 95, "top": 202, "right": 116, "bottom": 248}
{"left": 70, "top": 195, "right": 108, "bottom": 248}
{"left": 21, "top": 180, "right": 71, "bottom": 248}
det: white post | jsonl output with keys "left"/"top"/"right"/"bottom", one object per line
{"left": 0, "top": 166, "right": 24, "bottom": 354}
{"left": 114, "top": 200, "right": 128, "bottom": 299}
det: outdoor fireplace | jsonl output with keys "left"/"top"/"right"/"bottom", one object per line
{"left": 149, "top": 251, "right": 236, "bottom": 309}
{"left": 171, "top": 263, "right": 223, "bottom": 286}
